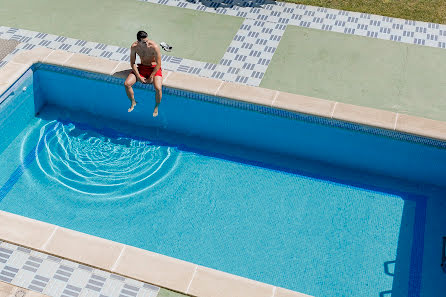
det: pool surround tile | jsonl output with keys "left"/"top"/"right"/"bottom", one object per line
{"left": 272, "top": 91, "right": 335, "bottom": 118}
{"left": 332, "top": 102, "right": 398, "bottom": 130}
{"left": 216, "top": 81, "right": 277, "bottom": 107}
{"left": 164, "top": 71, "right": 222, "bottom": 96}
{"left": 43, "top": 227, "right": 124, "bottom": 271}
{"left": 64, "top": 53, "right": 119, "bottom": 75}
{"left": 112, "top": 62, "right": 133, "bottom": 79}
{"left": 275, "top": 287, "right": 313, "bottom": 297}
{"left": 10, "top": 47, "right": 52, "bottom": 65}
{"left": 0, "top": 62, "right": 30, "bottom": 85}
{"left": 112, "top": 245, "right": 196, "bottom": 294}
{"left": 43, "top": 50, "right": 74, "bottom": 65}
{"left": 395, "top": 113, "right": 446, "bottom": 141}
{"left": 0, "top": 211, "right": 56, "bottom": 250}
{"left": 187, "top": 266, "right": 274, "bottom": 297}
{"left": 0, "top": 83, "right": 8, "bottom": 95}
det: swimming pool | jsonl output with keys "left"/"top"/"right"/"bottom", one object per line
{"left": 0, "top": 63, "right": 445, "bottom": 297}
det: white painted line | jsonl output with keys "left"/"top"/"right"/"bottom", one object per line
{"left": 330, "top": 101, "right": 338, "bottom": 118}
{"left": 185, "top": 264, "right": 198, "bottom": 294}
{"left": 111, "top": 245, "right": 126, "bottom": 271}
{"left": 271, "top": 91, "right": 280, "bottom": 107}
{"left": 214, "top": 81, "right": 224, "bottom": 96}
{"left": 41, "top": 226, "right": 58, "bottom": 250}
{"left": 393, "top": 112, "right": 399, "bottom": 130}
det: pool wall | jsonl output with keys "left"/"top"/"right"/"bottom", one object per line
{"left": 2, "top": 53, "right": 446, "bottom": 189}
{"left": 1, "top": 48, "right": 446, "bottom": 297}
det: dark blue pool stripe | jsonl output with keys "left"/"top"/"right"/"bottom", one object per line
{"left": 0, "top": 122, "right": 59, "bottom": 203}
{"left": 408, "top": 195, "right": 427, "bottom": 297}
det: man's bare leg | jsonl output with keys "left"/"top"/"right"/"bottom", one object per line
{"left": 124, "top": 73, "right": 137, "bottom": 112}
{"left": 153, "top": 76, "right": 163, "bottom": 117}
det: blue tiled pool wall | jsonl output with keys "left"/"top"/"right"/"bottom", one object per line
{"left": 0, "top": 69, "right": 38, "bottom": 156}
{"left": 1, "top": 64, "right": 446, "bottom": 189}
{"left": 28, "top": 64, "right": 446, "bottom": 188}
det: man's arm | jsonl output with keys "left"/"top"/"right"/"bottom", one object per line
{"left": 150, "top": 44, "right": 162, "bottom": 79}
{"left": 130, "top": 44, "right": 144, "bottom": 82}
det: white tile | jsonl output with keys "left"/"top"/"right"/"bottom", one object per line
{"left": 68, "top": 269, "right": 92, "bottom": 288}
{"left": 98, "top": 278, "right": 123, "bottom": 297}
{"left": 44, "top": 279, "right": 67, "bottom": 297}
{"left": 9, "top": 252, "right": 28, "bottom": 270}
{"left": 37, "top": 260, "right": 60, "bottom": 279}
{"left": 11, "top": 269, "right": 34, "bottom": 288}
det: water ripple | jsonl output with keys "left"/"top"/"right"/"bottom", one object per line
{"left": 28, "top": 121, "right": 178, "bottom": 200}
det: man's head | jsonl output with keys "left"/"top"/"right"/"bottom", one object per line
{"left": 137, "top": 31, "right": 148, "bottom": 44}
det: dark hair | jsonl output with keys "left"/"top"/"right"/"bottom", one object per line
{"left": 137, "top": 31, "right": 148, "bottom": 41}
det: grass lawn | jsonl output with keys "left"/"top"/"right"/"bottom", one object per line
{"left": 282, "top": 0, "right": 446, "bottom": 24}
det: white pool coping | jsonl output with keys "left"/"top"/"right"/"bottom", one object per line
{"left": 1, "top": 47, "right": 445, "bottom": 297}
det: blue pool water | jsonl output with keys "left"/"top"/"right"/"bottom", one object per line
{"left": 0, "top": 65, "right": 444, "bottom": 297}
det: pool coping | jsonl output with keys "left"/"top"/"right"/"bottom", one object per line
{"left": 0, "top": 47, "right": 444, "bottom": 297}
{"left": 2, "top": 48, "right": 446, "bottom": 142}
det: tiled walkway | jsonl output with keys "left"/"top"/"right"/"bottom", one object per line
{"left": 0, "top": 241, "right": 160, "bottom": 297}
{"left": 1, "top": 0, "right": 446, "bottom": 87}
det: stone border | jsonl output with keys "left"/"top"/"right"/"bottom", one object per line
{"left": 0, "top": 47, "right": 446, "bottom": 297}
{"left": 3, "top": 47, "right": 444, "bottom": 142}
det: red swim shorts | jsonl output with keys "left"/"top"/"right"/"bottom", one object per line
{"left": 133, "top": 63, "right": 162, "bottom": 78}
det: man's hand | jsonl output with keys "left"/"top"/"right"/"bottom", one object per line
{"left": 138, "top": 76, "right": 148, "bottom": 84}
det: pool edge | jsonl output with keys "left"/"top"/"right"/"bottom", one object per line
{"left": 0, "top": 210, "right": 311, "bottom": 297}
{"left": 1, "top": 47, "right": 446, "bottom": 142}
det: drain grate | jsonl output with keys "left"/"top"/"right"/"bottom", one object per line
{"left": 0, "top": 38, "right": 20, "bottom": 61}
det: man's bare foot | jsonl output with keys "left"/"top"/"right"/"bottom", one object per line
{"left": 153, "top": 106, "right": 159, "bottom": 117}
{"left": 128, "top": 100, "right": 137, "bottom": 112}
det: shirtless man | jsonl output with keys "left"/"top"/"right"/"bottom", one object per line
{"left": 124, "top": 31, "right": 163, "bottom": 117}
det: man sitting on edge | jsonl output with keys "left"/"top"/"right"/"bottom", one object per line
{"left": 124, "top": 30, "right": 163, "bottom": 117}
